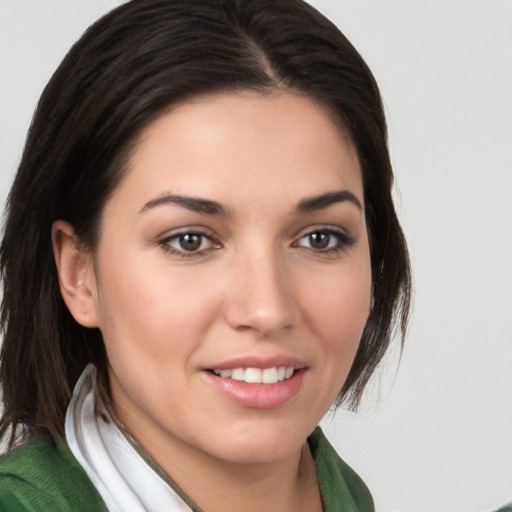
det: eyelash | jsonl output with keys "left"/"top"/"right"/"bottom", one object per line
{"left": 158, "top": 227, "right": 355, "bottom": 258}
{"left": 159, "top": 230, "right": 220, "bottom": 258}
{"left": 293, "top": 228, "right": 355, "bottom": 254}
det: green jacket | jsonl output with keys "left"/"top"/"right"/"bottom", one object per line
{"left": 495, "top": 505, "right": 512, "bottom": 512}
{"left": 0, "top": 428, "right": 374, "bottom": 511}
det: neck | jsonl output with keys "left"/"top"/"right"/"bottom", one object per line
{"left": 128, "top": 423, "right": 323, "bottom": 512}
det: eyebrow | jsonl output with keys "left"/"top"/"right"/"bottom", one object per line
{"left": 295, "top": 190, "right": 363, "bottom": 213}
{"left": 140, "top": 189, "right": 362, "bottom": 217}
{"left": 140, "top": 194, "right": 231, "bottom": 216}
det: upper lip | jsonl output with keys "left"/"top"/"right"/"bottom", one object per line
{"left": 205, "top": 355, "right": 307, "bottom": 371}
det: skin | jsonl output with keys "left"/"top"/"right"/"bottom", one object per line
{"left": 53, "top": 91, "right": 372, "bottom": 512}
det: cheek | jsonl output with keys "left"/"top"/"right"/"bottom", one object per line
{"left": 94, "top": 258, "right": 222, "bottom": 359}
{"left": 300, "top": 261, "right": 372, "bottom": 352}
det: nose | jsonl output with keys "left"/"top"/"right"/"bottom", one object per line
{"left": 223, "top": 247, "right": 300, "bottom": 337}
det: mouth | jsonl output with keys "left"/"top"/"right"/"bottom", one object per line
{"left": 204, "top": 358, "right": 306, "bottom": 408}
{"left": 210, "top": 366, "right": 295, "bottom": 384}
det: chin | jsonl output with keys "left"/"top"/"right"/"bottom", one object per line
{"left": 201, "top": 419, "right": 315, "bottom": 465}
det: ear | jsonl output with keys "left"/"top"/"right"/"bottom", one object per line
{"left": 52, "top": 220, "right": 99, "bottom": 328}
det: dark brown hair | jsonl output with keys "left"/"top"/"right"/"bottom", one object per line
{"left": 0, "top": 0, "right": 411, "bottom": 447}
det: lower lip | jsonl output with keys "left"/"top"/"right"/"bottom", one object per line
{"left": 203, "top": 369, "right": 305, "bottom": 409}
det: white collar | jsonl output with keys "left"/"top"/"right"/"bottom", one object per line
{"left": 65, "top": 364, "right": 193, "bottom": 512}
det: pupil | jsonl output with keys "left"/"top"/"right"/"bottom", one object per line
{"left": 179, "top": 234, "right": 201, "bottom": 251}
{"left": 310, "top": 232, "right": 329, "bottom": 249}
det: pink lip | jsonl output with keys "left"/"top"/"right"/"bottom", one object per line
{"left": 202, "top": 355, "right": 307, "bottom": 409}
{"left": 206, "top": 355, "right": 306, "bottom": 372}
{"left": 203, "top": 370, "right": 305, "bottom": 409}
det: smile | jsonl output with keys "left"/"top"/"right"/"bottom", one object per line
{"left": 205, "top": 362, "right": 306, "bottom": 408}
{"left": 212, "top": 367, "right": 295, "bottom": 384}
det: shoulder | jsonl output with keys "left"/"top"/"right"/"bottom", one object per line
{"left": 309, "top": 427, "right": 375, "bottom": 512}
{"left": 493, "top": 504, "right": 512, "bottom": 512}
{"left": 0, "top": 435, "right": 107, "bottom": 511}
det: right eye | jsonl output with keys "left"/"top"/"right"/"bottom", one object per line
{"left": 160, "top": 231, "right": 220, "bottom": 256}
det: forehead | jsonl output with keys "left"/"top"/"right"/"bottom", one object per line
{"left": 112, "top": 91, "right": 363, "bottom": 214}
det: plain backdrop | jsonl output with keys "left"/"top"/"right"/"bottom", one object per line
{"left": 1, "top": 1, "right": 511, "bottom": 511}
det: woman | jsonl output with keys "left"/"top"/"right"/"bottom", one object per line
{"left": 0, "top": 0, "right": 411, "bottom": 510}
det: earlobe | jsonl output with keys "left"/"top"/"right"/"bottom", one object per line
{"left": 51, "top": 220, "right": 99, "bottom": 328}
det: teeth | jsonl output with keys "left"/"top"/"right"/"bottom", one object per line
{"left": 231, "top": 368, "right": 245, "bottom": 381}
{"left": 213, "top": 366, "right": 295, "bottom": 384}
{"left": 262, "top": 367, "right": 278, "bottom": 384}
{"left": 244, "top": 368, "right": 262, "bottom": 383}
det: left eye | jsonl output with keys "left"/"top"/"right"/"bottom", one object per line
{"left": 296, "top": 229, "right": 350, "bottom": 251}
{"left": 162, "top": 232, "right": 216, "bottom": 254}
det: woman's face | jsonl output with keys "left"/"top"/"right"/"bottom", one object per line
{"left": 82, "top": 91, "right": 371, "bottom": 468}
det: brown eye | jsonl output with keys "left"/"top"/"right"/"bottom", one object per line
{"left": 308, "top": 232, "right": 331, "bottom": 250}
{"left": 295, "top": 228, "right": 354, "bottom": 253}
{"left": 161, "top": 231, "right": 219, "bottom": 256}
{"left": 178, "top": 233, "right": 202, "bottom": 251}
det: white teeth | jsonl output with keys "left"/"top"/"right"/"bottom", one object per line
{"left": 231, "top": 368, "right": 245, "bottom": 381}
{"left": 244, "top": 368, "right": 262, "bottom": 383}
{"left": 213, "top": 366, "right": 295, "bottom": 384}
{"left": 261, "top": 367, "right": 278, "bottom": 384}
